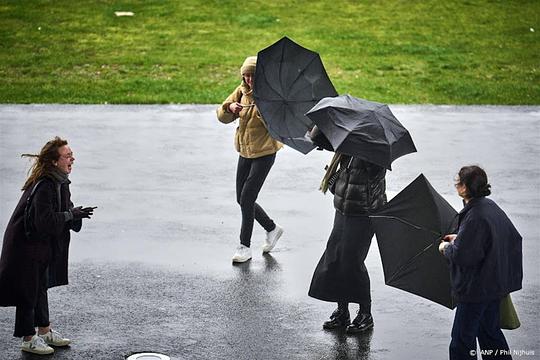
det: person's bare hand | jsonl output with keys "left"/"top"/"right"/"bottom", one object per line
{"left": 71, "top": 206, "right": 95, "bottom": 220}
{"left": 228, "top": 102, "right": 243, "bottom": 114}
{"left": 443, "top": 234, "right": 457, "bottom": 242}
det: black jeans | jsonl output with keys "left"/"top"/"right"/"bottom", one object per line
{"left": 14, "top": 265, "right": 50, "bottom": 338}
{"left": 450, "top": 299, "right": 511, "bottom": 360}
{"left": 236, "top": 154, "right": 276, "bottom": 247}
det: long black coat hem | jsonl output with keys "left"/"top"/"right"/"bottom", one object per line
{"left": 0, "top": 176, "right": 80, "bottom": 307}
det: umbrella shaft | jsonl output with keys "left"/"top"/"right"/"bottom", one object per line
{"left": 369, "top": 215, "right": 442, "bottom": 239}
{"left": 387, "top": 243, "right": 434, "bottom": 283}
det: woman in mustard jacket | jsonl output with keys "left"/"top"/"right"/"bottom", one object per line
{"left": 217, "top": 56, "right": 284, "bottom": 263}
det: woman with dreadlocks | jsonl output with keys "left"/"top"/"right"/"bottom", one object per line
{"left": 0, "top": 137, "right": 95, "bottom": 355}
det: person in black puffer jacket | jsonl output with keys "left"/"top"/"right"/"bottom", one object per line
{"left": 308, "top": 126, "right": 387, "bottom": 334}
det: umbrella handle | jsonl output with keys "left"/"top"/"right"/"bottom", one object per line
{"left": 369, "top": 214, "right": 460, "bottom": 245}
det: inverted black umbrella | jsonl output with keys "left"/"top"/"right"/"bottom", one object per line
{"left": 254, "top": 36, "right": 338, "bottom": 154}
{"left": 370, "top": 174, "right": 458, "bottom": 309}
{"left": 305, "top": 94, "right": 416, "bottom": 169}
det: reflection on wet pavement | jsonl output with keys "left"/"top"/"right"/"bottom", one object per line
{"left": 0, "top": 105, "right": 538, "bottom": 359}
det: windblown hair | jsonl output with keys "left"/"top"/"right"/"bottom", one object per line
{"left": 458, "top": 165, "right": 491, "bottom": 198}
{"left": 21, "top": 137, "right": 68, "bottom": 190}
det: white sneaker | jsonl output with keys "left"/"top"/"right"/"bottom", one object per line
{"left": 232, "top": 244, "right": 252, "bottom": 263}
{"left": 262, "top": 224, "right": 284, "bottom": 253}
{"left": 21, "top": 335, "right": 54, "bottom": 355}
{"left": 39, "top": 328, "right": 71, "bottom": 347}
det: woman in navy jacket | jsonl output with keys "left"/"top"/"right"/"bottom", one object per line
{"left": 440, "top": 165, "right": 522, "bottom": 360}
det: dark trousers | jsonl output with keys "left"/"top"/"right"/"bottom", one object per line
{"left": 14, "top": 266, "right": 50, "bottom": 338}
{"left": 450, "top": 299, "right": 511, "bottom": 360}
{"left": 236, "top": 154, "right": 276, "bottom": 247}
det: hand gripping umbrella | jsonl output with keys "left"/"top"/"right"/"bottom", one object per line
{"left": 254, "top": 36, "right": 338, "bottom": 154}
{"left": 305, "top": 94, "right": 416, "bottom": 169}
{"left": 370, "top": 174, "right": 458, "bottom": 309}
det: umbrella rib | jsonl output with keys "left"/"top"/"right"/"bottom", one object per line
{"left": 284, "top": 105, "right": 295, "bottom": 144}
{"left": 257, "top": 64, "right": 285, "bottom": 101}
{"left": 386, "top": 243, "right": 434, "bottom": 284}
{"left": 288, "top": 56, "right": 319, "bottom": 98}
{"left": 370, "top": 215, "right": 441, "bottom": 237}
{"left": 371, "top": 215, "right": 445, "bottom": 285}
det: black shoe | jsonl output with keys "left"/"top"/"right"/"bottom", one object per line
{"left": 323, "top": 308, "right": 351, "bottom": 329}
{"left": 346, "top": 313, "right": 373, "bottom": 333}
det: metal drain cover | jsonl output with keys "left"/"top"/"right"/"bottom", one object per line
{"left": 126, "top": 353, "right": 170, "bottom": 360}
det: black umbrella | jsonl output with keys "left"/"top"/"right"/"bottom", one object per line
{"left": 254, "top": 36, "right": 338, "bottom": 154}
{"left": 370, "top": 174, "right": 458, "bottom": 309}
{"left": 305, "top": 94, "right": 416, "bottom": 169}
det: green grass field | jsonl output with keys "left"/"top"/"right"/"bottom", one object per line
{"left": 1, "top": 0, "right": 538, "bottom": 104}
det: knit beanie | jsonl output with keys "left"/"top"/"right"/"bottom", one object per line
{"left": 240, "top": 56, "right": 257, "bottom": 76}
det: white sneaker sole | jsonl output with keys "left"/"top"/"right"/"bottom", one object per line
{"left": 44, "top": 339, "right": 71, "bottom": 347}
{"left": 232, "top": 256, "right": 252, "bottom": 263}
{"left": 21, "top": 346, "right": 54, "bottom": 355}
{"left": 262, "top": 227, "right": 284, "bottom": 253}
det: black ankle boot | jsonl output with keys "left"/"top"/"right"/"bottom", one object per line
{"left": 323, "top": 305, "right": 350, "bottom": 329}
{"left": 346, "top": 312, "right": 374, "bottom": 333}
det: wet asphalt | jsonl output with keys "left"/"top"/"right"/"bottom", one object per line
{"left": 0, "top": 105, "right": 539, "bottom": 360}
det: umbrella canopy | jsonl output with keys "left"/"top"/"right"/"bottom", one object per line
{"left": 305, "top": 94, "right": 416, "bottom": 169}
{"left": 254, "top": 36, "right": 338, "bottom": 154}
{"left": 370, "top": 174, "right": 458, "bottom": 309}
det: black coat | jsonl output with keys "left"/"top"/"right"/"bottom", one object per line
{"left": 333, "top": 156, "right": 387, "bottom": 216}
{"left": 308, "top": 157, "right": 387, "bottom": 303}
{"left": 444, "top": 197, "right": 522, "bottom": 303}
{"left": 0, "top": 176, "right": 81, "bottom": 307}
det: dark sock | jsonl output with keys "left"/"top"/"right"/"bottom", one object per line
{"left": 338, "top": 302, "right": 349, "bottom": 312}
{"left": 359, "top": 302, "right": 371, "bottom": 315}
